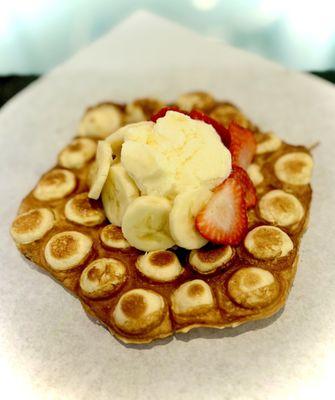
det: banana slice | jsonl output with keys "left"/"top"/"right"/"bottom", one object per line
{"left": 112, "top": 288, "right": 165, "bottom": 334}
{"left": 64, "top": 192, "right": 105, "bottom": 226}
{"left": 106, "top": 121, "right": 154, "bottom": 158}
{"left": 176, "top": 91, "right": 215, "bottom": 112}
{"left": 171, "top": 280, "right": 215, "bottom": 316}
{"left": 125, "top": 98, "right": 164, "bottom": 123}
{"left": 44, "top": 231, "right": 92, "bottom": 271}
{"left": 80, "top": 258, "right": 127, "bottom": 299}
{"left": 33, "top": 169, "right": 76, "bottom": 201}
{"left": 121, "top": 196, "right": 175, "bottom": 251}
{"left": 169, "top": 188, "right": 212, "bottom": 250}
{"left": 136, "top": 250, "right": 184, "bottom": 282}
{"left": 105, "top": 129, "right": 124, "bottom": 158}
{"left": 247, "top": 163, "right": 264, "bottom": 186}
{"left": 78, "top": 103, "right": 123, "bottom": 139}
{"left": 259, "top": 190, "right": 304, "bottom": 227}
{"left": 210, "top": 104, "right": 249, "bottom": 128}
{"left": 100, "top": 224, "right": 130, "bottom": 249}
{"left": 244, "top": 225, "right": 293, "bottom": 259}
{"left": 227, "top": 267, "right": 280, "bottom": 309}
{"left": 101, "top": 163, "right": 139, "bottom": 226}
{"left": 11, "top": 208, "right": 55, "bottom": 244}
{"left": 274, "top": 152, "right": 313, "bottom": 185}
{"left": 256, "top": 132, "right": 282, "bottom": 154}
{"left": 88, "top": 141, "right": 112, "bottom": 200}
{"left": 58, "top": 138, "right": 97, "bottom": 169}
{"left": 189, "top": 246, "right": 233, "bottom": 274}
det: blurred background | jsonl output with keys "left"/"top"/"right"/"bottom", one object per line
{"left": 1, "top": 0, "right": 335, "bottom": 74}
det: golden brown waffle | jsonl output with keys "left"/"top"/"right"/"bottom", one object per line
{"left": 10, "top": 92, "right": 313, "bottom": 344}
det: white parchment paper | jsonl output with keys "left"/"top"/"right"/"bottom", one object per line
{"left": 0, "top": 11, "right": 334, "bottom": 400}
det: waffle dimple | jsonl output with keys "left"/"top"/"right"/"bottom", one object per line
{"left": 11, "top": 92, "right": 313, "bottom": 344}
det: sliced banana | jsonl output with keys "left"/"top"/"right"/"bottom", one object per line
{"left": 227, "top": 267, "right": 280, "bottom": 309}
{"left": 274, "top": 152, "right": 313, "bottom": 185}
{"left": 64, "top": 192, "right": 105, "bottom": 226}
{"left": 244, "top": 225, "right": 293, "bottom": 259}
{"left": 189, "top": 246, "right": 233, "bottom": 274}
{"left": 256, "top": 132, "right": 282, "bottom": 154}
{"left": 80, "top": 258, "right": 127, "bottom": 299}
{"left": 210, "top": 103, "right": 249, "bottom": 128}
{"left": 33, "top": 169, "right": 76, "bottom": 201}
{"left": 106, "top": 121, "right": 154, "bottom": 158}
{"left": 88, "top": 141, "right": 112, "bottom": 200}
{"left": 58, "top": 138, "right": 97, "bottom": 169}
{"left": 101, "top": 163, "right": 139, "bottom": 226}
{"left": 78, "top": 103, "right": 123, "bottom": 139}
{"left": 100, "top": 224, "right": 130, "bottom": 249}
{"left": 176, "top": 91, "right": 215, "bottom": 112}
{"left": 105, "top": 128, "right": 125, "bottom": 158}
{"left": 44, "top": 231, "right": 92, "bottom": 271}
{"left": 121, "top": 196, "right": 175, "bottom": 251}
{"left": 169, "top": 188, "right": 212, "bottom": 250}
{"left": 11, "top": 208, "right": 55, "bottom": 244}
{"left": 247, "top": 163, "right": 264, "bottom": 186}
{"left": 125, "top": 98, "right": 164, "bottom": 123}
{"left": 171, "top": 279, "right": 215, "bottom": 316}
{"left": 136, "top": 250, "right": 184, "bottom": 282}
{"left": 113, "top": 288, "right": 165, "bottom": 334}
{"left": 259, "top": 190, "right": 304, "bottom": 227}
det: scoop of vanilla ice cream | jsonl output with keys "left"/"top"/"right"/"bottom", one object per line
{"left": 120, "top": 111, "right": 231, "bottom": 198}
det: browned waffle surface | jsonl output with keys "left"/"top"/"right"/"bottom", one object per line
{"left": 11, "top": 92, "right": 313, "bottom": 344}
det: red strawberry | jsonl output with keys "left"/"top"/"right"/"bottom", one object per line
{"left": 189, "top": 109, "right": 231, "bottom": 148}
{"left": 230, "top": 165, "right": 257, "bottom": 209}
{"left": 195, "top": 176, "right": 248, "bottom": 245}
{"left": 151, "top": 106, "right": 188, "bottom": 122}
{"left": 228, "top": 122, "right": 256, "bottom": 169}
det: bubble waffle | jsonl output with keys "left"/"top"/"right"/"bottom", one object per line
{"left": 11, "top": 92, "right": 313, "bottom": 344}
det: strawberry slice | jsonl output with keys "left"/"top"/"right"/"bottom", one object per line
{"left": 195, "top": 176, "right": 248, "bottom": 245}
{"left": 151, "top": 106, "right": 188, "bottom": 122}
{"left": 228, "top": 122, "right": 256, "bottom": 169}
{"left": 189, "top": 109, "right": 231, "bottom": 148}
{"left": 230, "top": 165, "right": 257, "bottom": 209}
